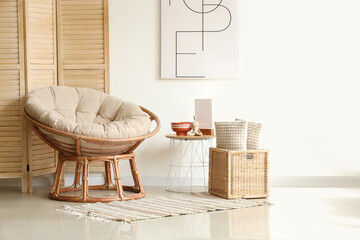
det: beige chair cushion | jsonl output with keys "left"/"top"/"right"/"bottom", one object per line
{"left": 25, "top": 86, "right": 151, "bottom": 139}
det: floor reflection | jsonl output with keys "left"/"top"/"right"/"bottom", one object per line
{"left": 320, "top": 197, "right": 360, "bottom": 228}
{"left": 320, "top": 198, "right": 360, "bottom": 219}
{"left": 135, "top": 205, "right": 270, "bottom": 240}
{"left": 210, "top": 206, "right": 271, "bottom": 240}
{"left": 57, "top": 211, "right": 137, "bottom": 240}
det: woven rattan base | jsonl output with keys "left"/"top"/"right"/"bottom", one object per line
{"left": 49, "top": 153, "right": 145, "bottom": 203}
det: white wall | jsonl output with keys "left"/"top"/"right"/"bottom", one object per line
{"left": 107, "top": 0, "right": 360, "bottom": 185}
{"left": 1, "top": 0, "right": 359, "bottom": 189}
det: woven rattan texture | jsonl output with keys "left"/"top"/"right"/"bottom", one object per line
{"left": 215, "top": 122, "right": 247, "bottom": 150}
{"left": 246, "top": 122, "right": 262, "bottom": 150}
{"left": 235, "top": 119, "right": 263, "bottom": 151}
{"left": 209, "top": 148, "right": 269, "bottom": 199}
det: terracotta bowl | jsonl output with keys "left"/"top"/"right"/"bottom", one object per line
{"left": 171, "top": 122, "right": 192, "bottom": 136}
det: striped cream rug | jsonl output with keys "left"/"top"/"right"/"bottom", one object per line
{"left": 57, "top": 193, "right": 269, "bottom": 223}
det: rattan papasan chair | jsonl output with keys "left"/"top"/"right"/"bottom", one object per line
{"left": 24, "top": 86, "right": 160, "bottom": 203}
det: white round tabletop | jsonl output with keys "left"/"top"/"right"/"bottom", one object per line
{"left": 165, "top": 134, "right": 215, "bottom": 140}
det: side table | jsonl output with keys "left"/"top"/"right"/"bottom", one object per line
{"left": 165, "top": 134, "right": 215, "bottom": 192}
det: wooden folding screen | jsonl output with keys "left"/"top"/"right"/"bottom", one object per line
{"left": 24, "top": 0, "right": 58, "bottom": 192}
{"left": 0, "top": 0, "right": 109, "bottom": 192}
{"left": 0, "top": 0, "right": 26, "bottom": 192}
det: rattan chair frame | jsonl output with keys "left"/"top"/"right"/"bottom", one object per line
{"left": 25, "top": 106, "right": 160, "bottom": 203}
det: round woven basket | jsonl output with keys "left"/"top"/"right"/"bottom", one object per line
{"left": 215, "top": 121, "right": 247, "bottom": 150}
{"left": 236, "top": 119, "right": 262, "bottom": 150}
{"left": 246, "top": 122, "right": 262, "bottom": 150}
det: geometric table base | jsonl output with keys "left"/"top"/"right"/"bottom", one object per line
{"left": 165, "top": 135, "right": 215, "bottom": 193}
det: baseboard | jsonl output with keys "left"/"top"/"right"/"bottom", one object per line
{"left": 1, "top": 175, "right": 360, "bottom": 188}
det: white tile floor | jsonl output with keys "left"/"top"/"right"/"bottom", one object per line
{"left": 0, "top": 186, "right": 359, "bottom": 240}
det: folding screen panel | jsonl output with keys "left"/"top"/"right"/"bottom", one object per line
{"left": 57, "top": 0, "right": 109, "bottom": 93}
{"left": 24, "top": 0, "right": 58, "bottom": 192}
{"left": 0, "top": 0, "right": 26, "bottom": 191}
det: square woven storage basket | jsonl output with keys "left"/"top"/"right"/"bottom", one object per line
{"left": 209, "top": 148, "right": 269, "bottom": 199}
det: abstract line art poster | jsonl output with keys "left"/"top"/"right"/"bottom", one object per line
{"left": 161, "top": 0, "right": 239, "bottom": 79}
